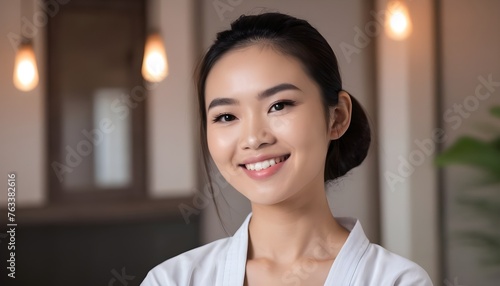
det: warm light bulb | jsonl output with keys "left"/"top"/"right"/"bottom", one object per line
{"left": 385, "top": 1, "right": 412, "bottom": 40}
{"left": 142, "top": 32, "right": 168, "bottom": 82}
{"left": 13, "top": 42, "right": 39, "bottom": 91}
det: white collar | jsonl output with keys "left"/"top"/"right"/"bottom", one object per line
{"left": 221, "top": 213, "right": 370, "bottom": 285}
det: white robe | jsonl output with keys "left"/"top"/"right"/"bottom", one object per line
{"left": 141, "top": 213, "right": 433, "bottom": 285}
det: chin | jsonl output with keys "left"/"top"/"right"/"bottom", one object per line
{"left": 243, "top": 189, "right": 292, "bottom": 206}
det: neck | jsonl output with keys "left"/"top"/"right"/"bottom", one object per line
{"left": 247, "top": 183, "right": 349, "bottom": 264}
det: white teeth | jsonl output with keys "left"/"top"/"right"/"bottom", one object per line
{"left": 262, "top": 161, "right": 270, "bottom": 169}
{"left": 255, "top": 162, "right": 262, "bottom": 171}
{"left": 244, "top": 155, "right": 288, "bottom": 171}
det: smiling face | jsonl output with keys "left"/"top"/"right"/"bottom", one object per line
{"left": 205, "top": 45, "right": 343, "bottom": 206}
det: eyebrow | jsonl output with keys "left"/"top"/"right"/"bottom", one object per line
{"left": 207, "top": 83, "right": 300, "bottom": 111}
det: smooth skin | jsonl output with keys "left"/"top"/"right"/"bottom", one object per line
{"left": 205, "top": 44, "right": 353, "bottom": 286}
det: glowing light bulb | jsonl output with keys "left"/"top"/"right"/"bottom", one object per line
{"left": 385, "top": 1, "right": 412, "bottom": 40}
{"left": 142, "top": 32, "right": 168, "bottom": 82}
{"left": 13, "top": 42, "right": 39, "bottom": 91}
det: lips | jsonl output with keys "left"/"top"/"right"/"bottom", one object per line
{"left": 239, "top": 154, "right": 290, "bottom": 180}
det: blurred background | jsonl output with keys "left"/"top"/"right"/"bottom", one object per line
{"left": 0, "top": 0, "right": 499, "bottom": 285}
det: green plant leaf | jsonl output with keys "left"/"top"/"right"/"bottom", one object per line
{"left": 457, "top": 196, "right": 500, "bottom": 220}
{"left": 443, "top": 106, "right": 500, "bottom": 268}
{"left": 457, "top": 230, "right": 500, "bottom": 266}
{"left": 435, "top": 137, "right": 500, "bottom": 175}
{"left": 493, "top": 136, "right": 500, "bottom": 151}
{"left": 491, "top": 106, "right": 500, "bottom": 118}
{"left": 465, "top": 175, "right": 500, "bottom": 188}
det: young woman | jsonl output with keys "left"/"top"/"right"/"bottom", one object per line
{"left": 142, "top": 12, "right": 433, "bottom": 286}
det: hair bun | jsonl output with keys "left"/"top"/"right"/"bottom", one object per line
{"left": 325, "top": 94, "right": 371, "bottom": 181}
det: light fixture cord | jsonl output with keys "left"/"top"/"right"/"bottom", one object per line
{"left": 20, "top": 0, "right": 34, "bottom": 44}
{"left": 20, "top": 0, "right": 25, "bottom": 40}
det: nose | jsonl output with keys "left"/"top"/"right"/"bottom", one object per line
{"left": 239, "top": 115, "right": 276, "bottom": 150}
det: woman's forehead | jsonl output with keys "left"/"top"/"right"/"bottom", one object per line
{"left": 205, "top": 45, "right": 309, "bottom": 101}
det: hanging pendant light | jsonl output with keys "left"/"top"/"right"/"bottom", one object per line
{"left": 13, "top": 0, "right": 39, "bottom": 92}
{"left": 385, "top": 0, "right": 412, "bottom": 41}
{"left": 13, "top": 40, "right": 39, "bottom": 91}
{"left": 141, "top": 31, "right": 169, "bottom": 82}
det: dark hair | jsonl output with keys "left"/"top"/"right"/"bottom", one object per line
{"left": 196, "top": 13, "right": 371, "bottom": 216}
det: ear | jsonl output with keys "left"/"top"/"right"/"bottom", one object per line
{"left": 328, "top": 91, "right": 352, "bottom": 140}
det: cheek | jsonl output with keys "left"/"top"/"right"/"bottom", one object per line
{"left": 271, "top": 109, "right": 328, "bottom": 151}
{"left": 207, "top": 127, "right": 238, "bottom": 163}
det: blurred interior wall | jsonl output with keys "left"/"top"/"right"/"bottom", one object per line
{"left": 0, "top": 0, "right": 198, "bottom": 207}
{"left": 440, "top": 1, "right": 500, "bottom": 285}
{"left": 0, "top": 0, "right": 46, "bottom": 206}
{"left": 146, "top": 0, "right": 197, "bottom": 198}
{"left": 375, "top": 0, "right": 439, "bottom": 282}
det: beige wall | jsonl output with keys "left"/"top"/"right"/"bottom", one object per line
{"left": 376, "top": 0, "right": 439, "bottom": 282}
{"left": 0, "top": 0, "right": 46, "bottom": 206}
{"left": 147, "top": 0, "right": 197, "bottom": 198}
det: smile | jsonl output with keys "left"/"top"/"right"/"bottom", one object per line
{"left": 243, "top": 154, "right": 290, "bottom": 171}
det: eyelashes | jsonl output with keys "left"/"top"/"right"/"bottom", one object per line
{"left": 212, "top": 113, "right": 236, "bottom": 123}
{"left": 211, "top": 100, "right": 296, "bottom": 123}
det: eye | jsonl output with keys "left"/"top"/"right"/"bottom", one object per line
{"left": 269, "top": 100, "right": 296, "bottom": 112}
{"left": 212, "top": 113, "right": 236, "bottom": 123}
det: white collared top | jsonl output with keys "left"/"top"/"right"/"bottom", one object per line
{"left": 141, "top": 213, "right": 433, "bottom": 286}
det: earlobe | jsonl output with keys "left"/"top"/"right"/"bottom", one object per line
{"left": 329, "top": 91, "right": 352, "bottom": 140}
